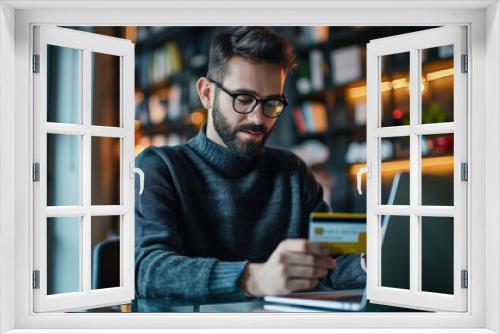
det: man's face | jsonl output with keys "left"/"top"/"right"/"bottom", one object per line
{"left": 209, "top": 56, "right": 286, "bottom": 158}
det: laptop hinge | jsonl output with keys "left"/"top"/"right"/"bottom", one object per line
{"left": 461, "top": 270, "right": 468, "bottom": 289}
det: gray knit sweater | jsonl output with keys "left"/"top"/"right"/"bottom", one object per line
{"left": 133, "top": 126, "right": 365, "bottom": 311}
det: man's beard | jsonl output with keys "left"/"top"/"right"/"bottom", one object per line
{"left": 212, "top": 94, "right": 271, "bottom": 159}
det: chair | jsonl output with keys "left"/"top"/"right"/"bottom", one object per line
{"left": 91, "top": 237, "right": 120, "bottom": 290}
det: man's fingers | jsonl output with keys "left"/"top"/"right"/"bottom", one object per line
{"left": 280, "top": 239, "right": 331, "bottom": 256}
{"left": 286, "top": 265, "right": 330, "bottom": 279}
{"left": 285, "top": 253, "right": 336, "bottom": 269}
{"left": 286, "top": 279, "right": 319, "bottom": 292}
{"left": 307, "top": 242, "right": 332, "bottom": 256}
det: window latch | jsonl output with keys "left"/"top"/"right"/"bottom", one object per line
{"left": 356, "top": 162, "right": 371, "bottom": 195}
{"left": 130, "top": 162, "right": 144, "bottom": 195}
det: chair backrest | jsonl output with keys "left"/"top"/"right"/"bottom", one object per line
{"left": 91, "top": 237, "right": 120, "bottom": 290}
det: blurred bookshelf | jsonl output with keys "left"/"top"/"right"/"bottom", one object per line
{"left": 88, "top": 26, "right": 455, "bottom": 213}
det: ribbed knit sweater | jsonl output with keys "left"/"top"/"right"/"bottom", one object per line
{"left": 133, "top": 125, "right": 365, "bottom": 311}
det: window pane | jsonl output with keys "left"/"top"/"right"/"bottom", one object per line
{"left": 421, "top": 45, "right": 454, "bottom": 124}
{"left": 380, "top": 52, "right": 410, "bottom": 127}
{"left": 421, "top": 133, "right": 454, "bottom": 206}
{"left": 91, "top": 52, "right": 121, "bottom": 127}
{"left": 380, "top": 136, "right": 410, "bottom": 205}
{"left": 421, "top": 216, "right": 454, "bottom": 294}
{"left": 47, "top": 45, "right": 81, "bottom": 124}
{"left": 91, "top": 216, "right": 121, "bottom": 290}
{"left": 381, "top": 215, "right": 410, "bottom": 290}
{"left": 47, "top": 217, "right": 81, "bottom": 295}
{"left": 91, "top": 137, "right": 121, "bottom": 205}
{"left": 47, "top": 134, "right": 81, "bottom": 206}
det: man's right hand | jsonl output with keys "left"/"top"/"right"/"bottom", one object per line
{"left": 238, "top": 238, "right": 336, "bottom": 297}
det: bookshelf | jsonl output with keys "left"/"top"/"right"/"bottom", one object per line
{"left": 129, "top": 26, "right": 454, "bottom": 213}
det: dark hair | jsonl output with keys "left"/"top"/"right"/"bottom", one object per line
{"left": 207, "top": 26, "right": 296, "bottom": 82}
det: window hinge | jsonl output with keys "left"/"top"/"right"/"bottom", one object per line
{"left": 33, "top": 55, "right": 40, "bottom": 73}
{"left": 32, "top": 270, "right": 40, "bottom": 289}
{"left": 461, "top": 162, "right": 468, "bottom": 182}
{"left": 461, "top": 270, "right": 468, "bottom": 289}
{"left": 32, "top": 163, "right": 40, "bottom": 182}
{"left": 461, "top": 54, "right": 468, "bottom": 73}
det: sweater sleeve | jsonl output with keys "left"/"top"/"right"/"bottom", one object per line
{"left": 134, "top": 147, "right": 249, "bottom": 304}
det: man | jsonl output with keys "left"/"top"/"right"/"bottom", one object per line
{"left": 134, "top": 27, "right": 365, "bottom": 310}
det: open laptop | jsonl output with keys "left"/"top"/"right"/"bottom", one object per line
{"left": 263, "top": 172, "right": 454, "bottom": 311}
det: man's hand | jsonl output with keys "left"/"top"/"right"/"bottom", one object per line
{"left": 238, "top": 239, "right": 336, "bottom": 297}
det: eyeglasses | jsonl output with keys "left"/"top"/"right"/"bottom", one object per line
{"left": 207, "top": 77, "right": 288, "bottom": 118}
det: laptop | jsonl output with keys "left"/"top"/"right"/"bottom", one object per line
{"left": 263, "top": 172, "right": 454, "bottom": 311}
{"left": 264, "top": 289, "right": 367, "bottom": 312}
{"left": 263, "top": 212, "right": 368, "bottom": 312}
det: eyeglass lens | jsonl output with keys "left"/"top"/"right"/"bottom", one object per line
{"left": 234, "top": 95, "right": 284, "bottom": 117}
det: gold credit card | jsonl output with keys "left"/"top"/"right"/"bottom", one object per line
{"left": 308, "top": 212, "right": 366, "bottom": 255}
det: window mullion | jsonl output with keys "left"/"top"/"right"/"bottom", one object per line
{"left": 82, "top": 48, "right": 91, "bottom": 294}
{"left": 409, "top": 48, "right": 420, "bottom": 294}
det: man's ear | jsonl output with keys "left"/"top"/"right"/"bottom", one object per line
{"left": 196, "top": 77, "right": 213, "bottom": 110}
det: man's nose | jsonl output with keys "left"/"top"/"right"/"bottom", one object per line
{"left": 246, "top": 102, "right": 266, "bottom": 124}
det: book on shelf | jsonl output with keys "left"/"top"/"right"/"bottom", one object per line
{"left": 166, "top": 85, "right": 182, "bottom": 120}
{"left": 146, "top": 41, "right": 183, "bottom": 86}
{"left": 298, "top": 26, "right": 329, "bottom": 45}
{"left": 310, "top": 49, "right": 324, "bottom": 91}
{"left": 293, "top": 101, "right": 328, "bottom": 134}
{"left": 354, "top": 100, "right": 367, "bottom": 126}
{"left": 295, "top": 49, "right": 325, "bottom": 94}
{"left": 330, "top": 45, "right": 362, "bottom": 86}
{"left": 296, "top": 58, "right": 311, "bottom": 94}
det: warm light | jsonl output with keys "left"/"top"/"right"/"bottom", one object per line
{"left": 125, "top": 27, "right": 137, "bottom": 43}
{"left": 190, "top": 110, "right": 205, "bottom": 125}
{"left": 426, "top": 68, "right": 454, "bottom": 81}
{"left": 135, "top": 90, "right": 144, "bottom": 105}
{"left": 346, "top": 68, "right": 452, "bottom": 100}
{"left": 134, "top": 144, "right": 146, "bottom": 156}
{"left": 349, "top": 156, "right": 454, "bottom": 180}
{"left": 391, "top": 78, "right": 407, "bottom": 90}
{"left": 381, "top": 81, "right": 392, "bottom": 92}
{"left": 134, "top": 120, "right": 141, "bottom": 131}
{"left": 348, "top": 86, "right": 367, "bottom": 99}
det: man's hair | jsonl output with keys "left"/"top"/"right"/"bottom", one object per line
{"left": 207, "top": 26, "right": 296, "bottom": 82}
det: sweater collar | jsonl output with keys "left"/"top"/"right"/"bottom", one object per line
{"left": 187, "top": 124, "right": 261, "bottom": 178}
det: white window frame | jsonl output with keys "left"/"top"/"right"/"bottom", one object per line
{"left": 0, "top": 1, "right": 499, "bottom": 333}
{"left": 32, "top": 26, "right": 135, "bottom": 312}
{"left": 366, "top": 26, "right": 468, "bottom": 312}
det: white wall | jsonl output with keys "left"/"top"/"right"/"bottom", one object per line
{"left": 485, "top": 1, "right": 500, "bottom": 332}
{"left": 0, "top": 2, "right": 16, "bottom": 333}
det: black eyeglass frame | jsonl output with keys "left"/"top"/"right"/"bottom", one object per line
{"left": 207, "top": 77, "right": 288, "bottom": 119}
